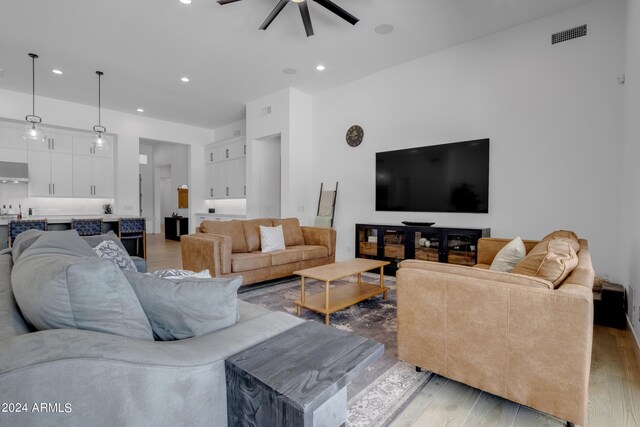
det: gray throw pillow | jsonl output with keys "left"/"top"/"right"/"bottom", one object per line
{"left": 123, "top": 272, "right": 243, "bottom": 341}
{"left": 94, "top": 240, "right": 138, "bottom": 272}
{"left": 82, "top": 230, "right": 127, "bottom": 252}
{"left": 11, "top": 230, "right": 153, "bottom": 341}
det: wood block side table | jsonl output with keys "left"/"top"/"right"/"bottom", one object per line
{"left": 226, "top": 321, "right": 384, "bottom": 427}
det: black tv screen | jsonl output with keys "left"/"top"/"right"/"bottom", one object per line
{"left": 376, "top": 139, "right": 489, "bottom": 213}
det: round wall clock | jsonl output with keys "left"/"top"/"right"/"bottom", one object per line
{"left": 346, "top": 125, "right": 364, "bottom": 147}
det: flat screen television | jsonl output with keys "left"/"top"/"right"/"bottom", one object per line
{"left": 376, "top": 139, "right": 489, "bottom": 213}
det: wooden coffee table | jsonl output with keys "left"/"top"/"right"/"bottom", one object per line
{"left": 293, "top": 258, "right": 390, "bottom": 325}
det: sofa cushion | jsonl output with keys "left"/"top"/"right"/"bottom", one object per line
{"left": 269, "top": 248, "right": 303, "bottom": 266}
{"left": 81, "top": 230, "right": 127, "bottom": 251}
{"left": 260, "top": 225, "right": 286, "bottom": 253}
{"left": 124, "top": 272, "right": 242, "bottom": 340}
{"left": 541, "top": 230, "right": 580, "bottom": 253}
{"left": 490, "top": 237, "right": 526, "bottom": 272}
{"left": 400, "top": 259, "right": 554, "bottom": 290}
{"left": 512, "top": 238, "right": 578, "bottom": 287}
{"left": 200, "top": 220, "right": 248, "bottom": 253}
{"left": 231, "top": 252, "right": 272, "bottom": 272}
{"left": 11, "top": 230, "right": 153, "bottom": 340}
{"left": 11, "top": 229, "right": 46, "bottom": 262}
{"left": 273, "top": 218, "right": 305, "bottom": 247}
{"left": 295, "top": 245, "right": 329, "bottom": 261}
{"left": 242, "top": 219, "right": 274, "bottom": 252}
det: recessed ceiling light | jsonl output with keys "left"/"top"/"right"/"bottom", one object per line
{"left": 283, "top": 68, "right": 298, "bottom": 75}
{"left": 374, "top": 24, "right": 394, "bottom": 35}
{"left": 316, "top": 65, "right": 325, "bottom": 71}
{"left": 179, "top": 0, "right": 192, "bottom": 4}
{"left": 181, "top": 76, "right": 190, "bottom": 82}
{"left": 137, "top": 108, "right": 144, "bottom": 113}
{"left": 52, "top": 69, "right": 63, "bottom": 75}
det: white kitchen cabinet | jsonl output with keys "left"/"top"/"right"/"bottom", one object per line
{"left": 73, "top": 135, "right": 113, "bottom": 158}
{"left": 73, "top": 155, "right": 93, "bottom": 197}
{"left": 29, "top": 133, "right": 73, "bottom": 153}
{"left": 204, "top": 137, "right": 246, "bottom": 200}
{"left": 28, "top": 150, "right": 73, "bottom": 197}
{"left": 72, "top": 154, "right": 113, "bottom": 198}
{"left": 0, "top": 125, "right": 24, "bottom": 149}
{"left": 205, "top": 145, "right": 216, "bottom": 164}
{"left": 92, "top": 156, "right": 113, "bottom": 197}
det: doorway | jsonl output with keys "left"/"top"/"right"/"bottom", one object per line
{"left": 139, "top": 139, "right": 190, "bottom": 234}
{"left": 254, "top": 135, "right": 281, "bottom": 218}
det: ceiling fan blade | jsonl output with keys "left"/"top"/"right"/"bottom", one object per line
{"left": 298, "top": 1, "right": 315, "bottom": 37}
{"left": 217, "top": 0, "right": 242, "bottom": 4}
{"left": 259, "top": 0, "right": 289, "bottom": 30}
{"left": 313, "top": 0, "right": 359, "bottom": 25}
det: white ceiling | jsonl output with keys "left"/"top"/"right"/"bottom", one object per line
{"left": 0, "top": 0, "right": 593, "bottom": 129}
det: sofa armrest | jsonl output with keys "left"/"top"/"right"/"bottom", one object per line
{"left": 477, "top": 237, "right": 539, "bottom": 265}
{"left": 0, "top": 311, "right": 302, "bottom": 427}
{"left": 301, "top": 226, "right": 336, "bottom": 257}
{"left": 181, "top": 233, "right": 232, "bottom": 276}
{"left": 397, "top": 267, "right": 592, "bottom": 425}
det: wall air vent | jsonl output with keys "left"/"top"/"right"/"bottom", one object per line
{"left": 552, "top": 24, "right": 587, "bottom": 45}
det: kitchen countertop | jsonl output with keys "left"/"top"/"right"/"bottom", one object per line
{"left": 0, "top": 214, "right": 142, "bottom": 226}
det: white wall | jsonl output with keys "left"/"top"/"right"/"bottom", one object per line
{"left": 246, "top": 88, "right": 312, "bottom": 220}
{"left": 0, "top": 88, "right": 212, "bottom": 229}
{"left": 309, "top": 0, "right": 625, "bottom": 279}
{"left": 139, "top": 143, "right": 154, "bottom": 231}
{"left": 621, "top": 0, "right": 640, "bottom": 337}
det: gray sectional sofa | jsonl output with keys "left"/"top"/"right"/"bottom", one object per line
{"left": 0, "top": 232, "right": 304, "bottom": 426}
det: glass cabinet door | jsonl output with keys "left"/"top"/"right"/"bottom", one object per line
{"left": 414, "top": 230, "right": 440, "bottom": 262}
{"left": 383, "top": 229, "right": 405, "bottom": 262}
{"left": 357, "top": 226, "right": 379, "bottom": 259}
{"left": 446, "top": 233, "right": 477, "bottom": 266}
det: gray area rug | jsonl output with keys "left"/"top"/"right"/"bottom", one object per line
{"left": 238, "top": 273, "right": 433, "bottom": 427}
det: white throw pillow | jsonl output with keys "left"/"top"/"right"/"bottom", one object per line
{"left": 490, "top": 236, "right": 526, "bottom": 272}
{"left": 260, "top": 225, "right": 286, "bottom": 253}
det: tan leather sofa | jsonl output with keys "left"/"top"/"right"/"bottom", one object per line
{"left": 181, "top": 218, "right": 336, "bottom": 286}
{"left": 397, "top": 235, "right": 594, "bottom": 426}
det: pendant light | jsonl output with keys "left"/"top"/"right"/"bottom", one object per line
{"left": 22, "top": 53, "right": 47, "bottom": 141}
{"left": 91, "top": 70, "right": 110, "bottom": 151}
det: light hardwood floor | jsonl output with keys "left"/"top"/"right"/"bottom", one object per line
{"left": 145, "top": 234, "right": 640, "bottom": 427}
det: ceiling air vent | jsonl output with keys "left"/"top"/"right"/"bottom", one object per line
{"left": 552, "top": 24, "right": 587, "bottom": 45}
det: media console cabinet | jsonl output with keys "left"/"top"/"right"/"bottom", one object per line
{"left": 355, "top": 223, "right": 490, "bottom": 275}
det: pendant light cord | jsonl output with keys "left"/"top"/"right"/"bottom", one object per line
{"left": 96, "top": 71, "right": 103, "bottom": 127}
{"left": 31, "top": 54, "right": 36, "bottom": 116}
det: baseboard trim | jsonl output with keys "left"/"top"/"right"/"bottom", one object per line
{"left": 627, "top": 315, "right": 640, "bottom": 354}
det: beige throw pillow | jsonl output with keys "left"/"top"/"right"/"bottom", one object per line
{"left": 512, "top": 238, "right": 578, "bottom": 287}
{"left": 541, "top": 230, "right": 580, "bottom": 253}
{"left": 260, "top": 225, "right": 286, "bottom": 253}
{"left": 489, "top": 237, "right": 526, "bottom": 272}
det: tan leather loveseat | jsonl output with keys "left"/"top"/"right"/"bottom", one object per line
{"left": 397, "top": 231, "right": 594, "bottom": 426}
{"left": 181, "top": 218, "right": 336, "bottom": 286}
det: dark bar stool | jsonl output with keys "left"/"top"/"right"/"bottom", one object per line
{"left": 118, "top": 218, "right": 146, "bottom": 259}
{"left": 8, "top": 219, "right": 48, "bottom": 247}
{"left": 71, "top": 218, "right": 104, "bottom": 236}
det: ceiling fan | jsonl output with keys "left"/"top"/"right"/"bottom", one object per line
{"left": 217, "top": 0, "right": 359, "bottom": 37}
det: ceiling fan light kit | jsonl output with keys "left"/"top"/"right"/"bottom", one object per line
{"left": 217, "top": 0, "right": 359, "bottom": 37}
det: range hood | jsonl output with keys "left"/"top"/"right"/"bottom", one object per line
{"left": 0, "top": 161, "right": 29, "bottom": 183}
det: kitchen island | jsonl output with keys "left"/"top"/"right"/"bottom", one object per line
{"left": 0, "top": 215, "right": 143, "bottom": 252}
